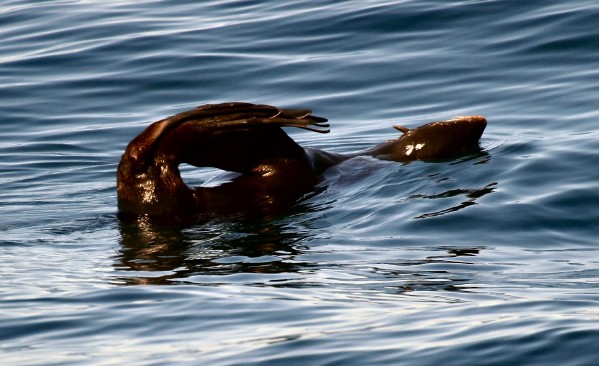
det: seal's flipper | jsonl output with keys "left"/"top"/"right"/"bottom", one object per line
{"left": 165, "top": 102, "right": 329, "bottom": 134}
{"left": 153, "top": 103, "right": 328, "bottom": 173}
{"left": 122, "top": 102, "right": 328, "bottom": 164}
{"left": 117, "top": 102, "right": 327, "bottom": 218}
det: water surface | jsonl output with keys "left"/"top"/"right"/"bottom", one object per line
{"left": 2, "top": 1, "right": 599, "bottom": 365}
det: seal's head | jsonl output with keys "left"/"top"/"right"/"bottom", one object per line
{"left": 369, "top": 115, "right": 487, "bottom": 161}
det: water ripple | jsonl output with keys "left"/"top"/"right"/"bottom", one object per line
{"left": 2, "top": 0, "right": 599, "bottom": 364}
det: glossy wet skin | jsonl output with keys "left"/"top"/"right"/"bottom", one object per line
{"left": 117, "top": 102, "right": 486, "bottom": 221}
{"left": 368, "top": 116, "right": 488, "bottom": 162}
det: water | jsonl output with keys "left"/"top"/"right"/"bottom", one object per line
{"left": 2, "top": 0, "right": 599, "bottom": 365}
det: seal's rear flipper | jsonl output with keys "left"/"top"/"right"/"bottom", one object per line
{"left": 117, "top": 102, "right": 327, "bottom": 217}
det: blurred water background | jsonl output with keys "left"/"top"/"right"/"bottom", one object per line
{"left": 2, "top": 1, "right": 599, "bottom": 365}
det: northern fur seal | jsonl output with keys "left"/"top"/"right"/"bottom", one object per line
{"left": 117, "top": 102, "right": 486, "bottom": 220}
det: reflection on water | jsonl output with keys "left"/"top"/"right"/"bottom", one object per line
{"left": 115, "top": 152, "right": 495, "bottom": 287}
{"left": 116, "top": 215, "right": 314, "bottom": 285}
{"left": 116, "top": 208, "right": 488, "bottom": 297}
{"left": 4, "top": 0, "right": 599, "bottom": 363}
{"left": 407, "top": 152, "right": 496, "bottom": 219}
{"left": 412, "top": 182, "right": 497, "bottom": 219}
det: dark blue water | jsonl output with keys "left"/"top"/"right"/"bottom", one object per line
{"left": 2, "top": 1, "right": 599, "bottom": 365}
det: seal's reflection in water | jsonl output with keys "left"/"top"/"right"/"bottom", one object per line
{"left": 115, "top": 182, "right": 493, "bottom": 291}
{"left": 115, "top": 214, "right": 314, "bottom": 285}
{"left": 411, "top": 153, "right": 496, "bottom": 219}
{"left": 412, "top": 182, "right": 497, "bottom": 219}
{"left": 390, "top": 247, "right": 485, "bottom": 295}
{"left": 116, "top": 217, "right": 487, "bottom": 294}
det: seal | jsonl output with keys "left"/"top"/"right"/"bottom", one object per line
{"left": 117, "top": 102, "right": 486, "bottom": 220}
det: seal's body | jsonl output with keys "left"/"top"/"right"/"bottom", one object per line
{"left": 117, "top": 102, "right": 486, "bottom": 220}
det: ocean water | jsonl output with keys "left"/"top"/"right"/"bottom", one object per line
{"left": 2, "top": 0, "right": 599, "bottom": 365}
